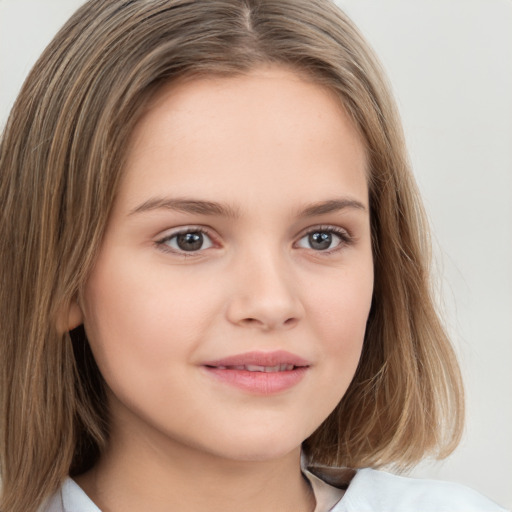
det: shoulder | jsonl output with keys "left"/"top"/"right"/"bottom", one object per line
{"left": 37, "top": 477, "right": 100, "bottom": 512}
{"left": 335, "top": 468, "right": 508, "bottom": 512}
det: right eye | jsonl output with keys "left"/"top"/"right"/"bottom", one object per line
{"left": 157, "top": 228, "right": 214, "bottom": 253}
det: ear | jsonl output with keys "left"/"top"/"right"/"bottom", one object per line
{"left": 56, "top": 298, "right": 84, "bottom": 333}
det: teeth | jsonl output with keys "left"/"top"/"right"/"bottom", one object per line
{"left": 245, "top": 364, "right": 277, "bottom": 372}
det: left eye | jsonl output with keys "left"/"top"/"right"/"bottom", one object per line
{"left": 160, "top": 230, "right": 214, "bottom": 252}
{"left": 296, "top": 230, "right": 345, "bottom": 251}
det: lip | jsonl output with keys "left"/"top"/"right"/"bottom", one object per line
{"left": 203, "top": 350, "right": 311, "bottom": 368}
{"left": 201, "top": 350, "right": 311, "bottom": 395}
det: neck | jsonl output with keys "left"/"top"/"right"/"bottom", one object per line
{"left": 75, "top": 407, "right": 315, "bottom": 512}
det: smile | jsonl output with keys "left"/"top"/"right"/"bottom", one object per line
{"left": 211, "top": 364, "right": 296, "bottom": 372}
{"left": 202, "top": 351, "right": 310, "bottom": 394}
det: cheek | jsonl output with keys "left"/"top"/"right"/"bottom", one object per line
{"left": 294, "top": 262, "right": 373, "bottom": 432}
{"left": 81, "top": 256, "right": 220, "bottom": 387}
{"left": 306, "top": 264, "right": 373, "bottom": 362}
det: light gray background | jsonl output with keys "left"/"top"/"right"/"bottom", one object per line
{"left": 1, "top": 0, "right": 511, "bottom": 508}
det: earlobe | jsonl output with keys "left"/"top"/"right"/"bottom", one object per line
{"left": 68, "top": 300, "right": 84, "bottom": 331}
{"left": 57, "top": 299, "right": 84, "bottom": 333}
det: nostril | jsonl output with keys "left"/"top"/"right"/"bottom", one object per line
{"left": 243, "top": 318, "right": 259, "bottom": 324}
{"left": 239, "top": 317, "right": 298, "bottom": 329}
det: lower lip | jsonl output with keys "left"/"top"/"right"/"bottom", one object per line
{"left": 203, "top": 366, "right": 309, "bottom": 394}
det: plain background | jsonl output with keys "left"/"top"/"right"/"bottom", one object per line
{"left": 0, "top": 0, "right": 511, "bottom": 509}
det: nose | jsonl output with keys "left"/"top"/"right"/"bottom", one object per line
{"left": 225, "top": 249, "right": 304, "bottom": 332}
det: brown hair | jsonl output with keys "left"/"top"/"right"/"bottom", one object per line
{"left": 0, "top": 0, "right": 464, "bottom": 510}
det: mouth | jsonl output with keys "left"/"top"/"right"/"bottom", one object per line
{"left": 202, "top": 350, "right": 310, "bottom": 369}
{"left": 207, "top": 364, "right": 299, "bottom": 372}
{"left": 201, "top": 351, "right": 310, "bottom": 394}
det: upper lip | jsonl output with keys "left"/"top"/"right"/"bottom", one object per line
{"left": 202, "top": 350, "right": 311, "bottom": 368}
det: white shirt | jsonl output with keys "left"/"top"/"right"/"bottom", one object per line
{"left": 39, "top": 468, "right": 508, "bottom": 512}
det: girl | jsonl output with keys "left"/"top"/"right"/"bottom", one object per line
{"left": 0, "top": 1, "right": 506, "bottom": 511}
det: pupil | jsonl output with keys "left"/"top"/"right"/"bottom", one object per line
{"left": 177, "top": 232, "right": 203, "bottom": 251}
{"left": 309, "top": 232, "right": 332, "bottom": 250}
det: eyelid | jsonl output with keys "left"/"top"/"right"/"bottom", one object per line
{"left": 154, "top": 225, "right": 219, "bottom": 255}
{"left": 294, "top": 224, "right": 354, "bottom": 253}
{"left": 153, "top": 223, "right": 354, "bottom": 256}
{"left": 295, "top": 224, "right": 352, "bottom": 239}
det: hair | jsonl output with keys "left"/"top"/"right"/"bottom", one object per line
{"left": 0, "top": 0, "right": 464, "bottom": 510}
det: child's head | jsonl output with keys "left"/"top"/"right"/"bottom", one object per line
{"left": 0, "top": 0, "right": 463, "bottom": 510}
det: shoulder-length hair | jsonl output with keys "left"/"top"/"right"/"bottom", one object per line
{"left": 0, "top": 0, "right": 464, "bottom": 510}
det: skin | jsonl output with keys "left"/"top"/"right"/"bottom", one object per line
{"left": 71, "top": 65, "right": 374, "bottom": 512}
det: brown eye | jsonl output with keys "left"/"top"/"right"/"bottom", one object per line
{"left": 160, "top": 230, "right": 213, "bottom": 252}
{"left": 176, "top": 232, "right": 204, "bottom": 251}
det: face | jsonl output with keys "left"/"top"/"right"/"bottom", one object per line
{"left": 78, "top": 66, "right": 373, "bottom": 463}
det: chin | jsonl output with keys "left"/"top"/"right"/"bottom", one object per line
{"left": 201, "top": 428, "right": 306, "bottom": 463}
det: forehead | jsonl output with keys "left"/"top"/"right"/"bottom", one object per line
{"left": 118, "top": 65, "right": 368, "bottom": 214}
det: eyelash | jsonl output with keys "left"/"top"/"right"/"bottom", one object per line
{"left": 296, "top": 225, "right": 353, "bottom": 254}
{"left": 155, "top": 226, "right": 215, "bottom": 255}
{"left": 154, "top": 225, "right": 353, "bottom": 256}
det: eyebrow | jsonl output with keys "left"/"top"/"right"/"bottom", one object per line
{"left": 129, "top": 196, "right": 366, "bottom": 218}
{"left": 296, "top": 198, "right": 367, "bottom": 218}
{"left": 129, "top": 197, "right": 240, "bottom": 218}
